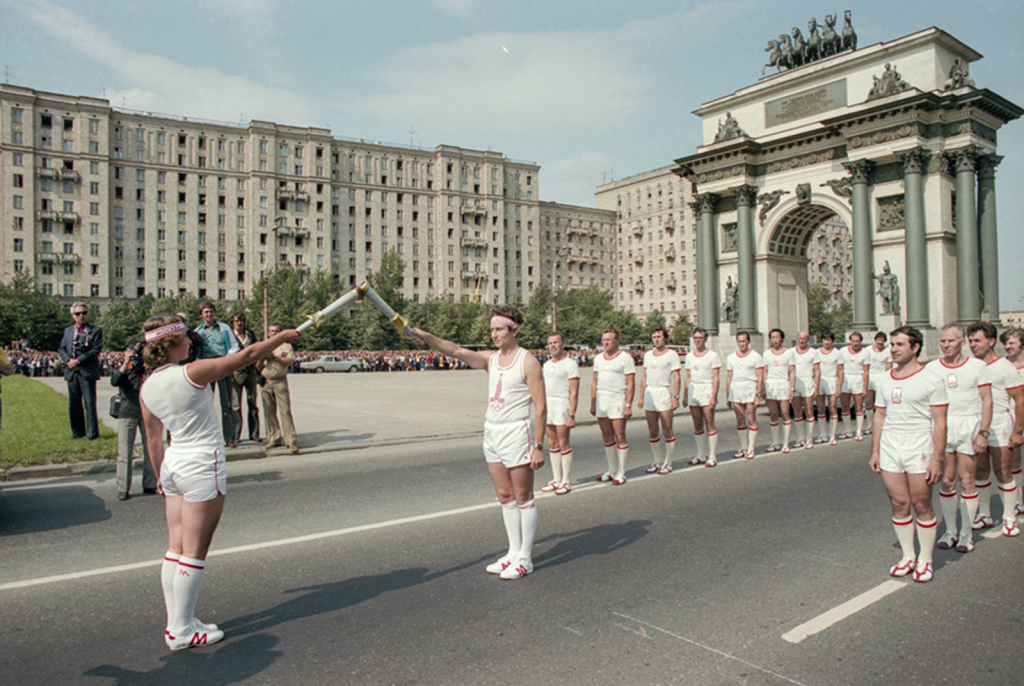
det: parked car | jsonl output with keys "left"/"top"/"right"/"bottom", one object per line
{"left": 300, "top": 355, "right": 361, "bottom": 373}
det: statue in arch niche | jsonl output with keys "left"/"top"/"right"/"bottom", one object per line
{"left": 872, "top": 261, "right": 901, "bottom": 315}
{"left": 722, "top": 276, "right": 739, "bottom": 323}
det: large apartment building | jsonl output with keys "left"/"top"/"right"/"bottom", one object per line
{"left": 0, "top": 85, "right": 615, "bottom": 307}
{"left": 596, "top": 166, "right": 698, "bottom": 324}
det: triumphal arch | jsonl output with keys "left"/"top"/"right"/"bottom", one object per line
{"left": 674, "top": 21, "right": 1020, "bottom": 354}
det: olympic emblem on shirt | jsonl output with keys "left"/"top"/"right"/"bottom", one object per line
{"left": 891, "top": 387, "right": 903, "bottom": 404}
{"left": 946, "top": 374, "right": 958, "bottom": 389}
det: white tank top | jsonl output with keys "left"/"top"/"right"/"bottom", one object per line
{"left": 486, "top": 348, "right": 532, "bottom": 424}
{"left": 140, "top": 364, "right": 224, "bottom": 451}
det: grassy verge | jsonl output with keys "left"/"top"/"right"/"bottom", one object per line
{"left": 0, "top": 374, "right": 118, "bottom": 470}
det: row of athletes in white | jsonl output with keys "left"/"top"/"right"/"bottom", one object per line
{"left": 869, "top": 322, "right": 1024, "bottom": 584}
{"left": 928, "top": 324, "right": 1024, "bottom": 557}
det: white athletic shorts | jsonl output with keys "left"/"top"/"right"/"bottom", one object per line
{"left": 482, "top": 419, "right": 533, "bottom": 468}
{"left": 687, "top": 382, "right": 714, "bottom": 407}
{"left": 868, "top": 373, "right": 886, "bottom": 394}
{"left": 160, "top": 445, "right": 227, "bottom": 502}
{"left": 547, "top": 398, "right": 571, "bottom": 426}
{"left": 819, "top": 377, "right": 838, "bottom": 396}
{"left": 842, "top": 375, "right": 865, "bottom": 395}
{"left": 765, "top": 378, "right": 791, "bottom": 401}
{"left": 988, "top": 413, "right": 1014, "bottom": 448}
{"left": 879, "top": 430, "right": 933, "bottom": 474}
{"left": 595, "top": 390, "right": 627, "bottom": 419}
{"left": 794, "top": 377, "right": 816, "bottom": 397}
{"left": 945, "top": 415, "right": 981, "bottom": 455}
{"left": 644, "top": 387, "right": 673, "bottom": 412}
{"left": 728, "top": 380, "right": 757, "bottom": 404}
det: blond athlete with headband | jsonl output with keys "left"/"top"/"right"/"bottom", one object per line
{"left": 408, "top": 306, "right": 546, "bottom": 580}
{"left": 141, "top": 315, "right": 299, "bottom": 650}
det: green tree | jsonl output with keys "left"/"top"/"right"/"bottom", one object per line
{"left": 807, "top": 283, "right": 833, "bottom": 338}
{"left": 669, "top": 312, "right": 695, "bottom": 347}
{"left": 0, "top": 273, "right": 66, "bottom": 350}
{"left": 643, "top": 309, "right": 668, "bottom": 336}
{"left": 97, "top": 296, "right": 144, "bottom": 351}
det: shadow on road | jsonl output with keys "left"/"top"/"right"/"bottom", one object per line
{"left": 298, "top": 430, "right": 375, "bottom": 445}
{"left": 220, "top": 554, "right": 490, "bottom": 637}
{"left": 533, "top": 519, "right": 652, "bottom": 572}
{"left": 0, "top": 485, "right": 111, "bottom": 536}
{"left": 83, "top": 633, "right": 282, "bottom": 686}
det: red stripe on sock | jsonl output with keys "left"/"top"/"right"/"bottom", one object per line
{"left": 1013, "top": 469, "right": 1023, "bottom": 476}
{"left": 961, "top": 492, "right": 979, "bottom": 500}
{"left": 666, "top": 437, "right": 676, "bottom": 443}
{"left": 998, "top": 483, "right": 1017, "bottom": 493}
{"left": 618, "top": 444, "right": 628, "bottom": 449}
{"left": 650, "top": 438, "right": 660, "bottom": 443}
{"left": 939, "top": 491, "right": 957, "bottom": 499}
{"left": 178, "top": 561, "right": 205, "bottom": 570}
{"left": 708, "top": 431, "right": 718, "bottom": 436}
{"left": 892, "top": 517, "right": 914, "bottom": 526}
{"left": 694, "top": 431, "right": 705, "bottom": 436}
{"left": 605, "top": 442, "right": 616, "bottom": 447}
{"left": 976, "top": 481, "right": 992, "bottom": 488}
{"left": 917, "top": 519, "right": 938, "bottom": 529}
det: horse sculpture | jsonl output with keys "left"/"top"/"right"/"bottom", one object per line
{"left": 790, "top": 27, "right": 807, "bottom": 67}
{"left": 805, "top": 18, "right": 822, "bottom": 63}
{"left": 841, "top": 9, "right": 857, "bottom": 52}
{"left": 821, "top": 14, "right": 840, "bottom": 57}
{"left": 763, "top": 39, "right": 783, "bottom": 74}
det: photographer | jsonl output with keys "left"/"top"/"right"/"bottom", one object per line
{"left": 111, "top": 339, "right": 156, "bottom": 500}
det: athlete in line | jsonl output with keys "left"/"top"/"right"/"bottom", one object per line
{"left": 792, "top": 330, "right": 821, "bottom": 450}
{"left": 591, "top": 327, "right": 635, "bottom": 485}
{"left": 839, "top": 332, "right": 871, "bottom": 440}
{"left": 763, "top": 328, "right": 796, "bottom": 453}
{"left": 869, "top": 326, "right": 947, "bottom": 583}
{"left": 925, "top": 323, "right": 992, "bottom": 553}
{"left": 408, "top": 306, "right": 547, "bottom": 579}
{"left": 865, "top": 331, "right": 893, "bottom": 434}
{"left": 684, "top": 327, "right": 721, "bottom": 466}
{"left": 966, "top": 321, "right": 1024, "bottom": 537}
{"left": 638, "top": 326, "right": 681, "bottom": 475}
{"left": 726, "top": 331, "right": 765, "bottom": 459}
{"left": 1000, "top": 327, "right": 1024, "bottom": 516}
{"left": 814, "top": 331, "right": 844, "bottom": 445}
{"left": 541, "top": 331, "right": 580, "bottom": 496}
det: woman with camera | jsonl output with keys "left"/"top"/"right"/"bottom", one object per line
{"left": 111, "top": 339, "right": 156, "bottom": 501}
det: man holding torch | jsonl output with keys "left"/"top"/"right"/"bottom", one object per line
{"left": 407, "top": 306, "right": 547, "bottom": 580}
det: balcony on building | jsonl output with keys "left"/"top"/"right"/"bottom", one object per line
{"left": 37, "top": 167, "right": 60, "bottom": 179}
{"left": 37, "top": 252, "right": 58, "bottom": 263}
{"left": 634, "top": 254, "right": 644, "bottom": 265}
{"left": 632, "top": 224, "right": 644, "bottom": 237}
{"left": 634, "top": 280, "right": 645, "bottom": 292}
{"left": 567, "top": 225, "right": 596, "bottom": 238}
{"left": 460, "top": 235, "right": 487, "bottom": 248}
{"left": 664, "top": 247, "right": 676, "bottom": 260}
{"left": 58, "top": 253, "right": 81, "bottom": 265}
{"left": 276, "top": 186, "right": 310, "bottom": 202}
{"left": 663, "top": 218, "right": 675, "bottom": 233}
{"left": 59, "top": 168, "right": 81, "bottom": 182}
{"left": 461, "top": 270, "right": 483, "bottom": 281}
{"left": 60, "top": 211, "right": 81, "bottom": 223}
{"left": 665, "top": 278, "right": 677, "bottom": 290}
{"left": 461, "top": 204, "right": 487, "bottom": 217}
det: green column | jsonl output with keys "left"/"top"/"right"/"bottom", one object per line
{"left": 734, "top": 184, "right": 758, "bottom": 333}
{"left": 952, "top": 147, "right": 980, "bottom": 324}
{"left": 978, "top": 154, "right": 1002, "bottom": 320}
{"left": 691, "top": 193, "right": 719, "bottom": 333}
{"left": 897, "top": 148, "right": 930, "bottom": 328}
{"left": 843, "top": 160, "right": 875, "bottom": 329}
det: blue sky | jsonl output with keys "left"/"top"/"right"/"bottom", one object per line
{"left": 2, "top": 0, "right": 1022, "bottom": 304}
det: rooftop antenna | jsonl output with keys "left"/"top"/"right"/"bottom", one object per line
{"left": 410, "top": 125, "right": 415, "bottom": 146}
{"left": 3, "top": 65, "right": 12, "bottom": 84}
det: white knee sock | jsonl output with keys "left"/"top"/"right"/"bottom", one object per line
{"left": 748, "top": 428, "right": 758, "bottom": 454}
{"left": 694, "top": 431, "right": 706, "bottom": 460}
{"left": 663, "top": 438, "right": 676, "bottom": 467}
{"left": 707, "top": 431, "right": 719, "bottom": 461}
{"left": 916, "top": 517, "right": 938, "bottom": 565}
{"left": 770, "top": 422, "right": 780, "bottom": 446}
{"left": 893, "top": 516, "right": 916, "bottom": 560}
{"left": 960, "top": 492, "right": 979, "bottom": 540}
{"left": 649, "top": 437, "right": 662, "bottom": 464}
{"left": 736, "top": 426, "right": 747, "bottom": 449}
{"left": 855, "top": 412, "right": 865, "bottom": 436}
{"left": 976, "top": 481, "right": 992, "bottom": 517}
{"left": 603, "top": 442, "right": 617, "bottom": 475}
{"left": 782, "top": 420, "right": 792, "bottom": 446}
{"left": 830, "top": 417, "right": 838, "bottom": 440}
{"left": 501, "top": 501, "right": 522, "bottom": 558}
{"left": 1014, "top": 469, "right": 1023, "bottom": 507}
{"left": 806, "top": 419, "right": 815, "bottom": 444}
{"left": 170, "top": 557, "right": 205, "bottom": 635}
{"left": 938, "top": 489, "right": 959, "bottom": 536}
{"left": 616, "top": 444, "right": 629, "bottom": 478}
{"left": 561, "top": 449, "right": 573, "bottom": 484}
{"left": 843, "top": 412, "right": 852, "bottom": 435}
{"left": 518, "top": 500, "right": 537, "bottom": 560}
{"left": 793, "top": 417, "right": 803, "bottom": 441}
{"left": 549, "top": 450, "right": 563, "bottom": 484}
{"left": 998, "top": 481, "right": 1018, "bottom": 524}
{"left": 162, "top": 551, "right": 180, "bottom": 629}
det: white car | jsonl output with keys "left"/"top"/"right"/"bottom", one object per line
{"left": 300, "top": 355, "right": 361, "bottom": 373}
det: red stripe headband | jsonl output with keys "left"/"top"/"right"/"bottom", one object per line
{"left": 145, "top": 322, "right": 187, "bottom": 342}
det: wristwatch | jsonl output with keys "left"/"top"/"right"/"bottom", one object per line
{"left": 533, "top": 442, "right": 543, "bottom": 451}
{"left": 979, "top": 429, "right": 990, "bottom": 438}
{"left": 1015, "top": 428, "right": 1024, "bottom": 436}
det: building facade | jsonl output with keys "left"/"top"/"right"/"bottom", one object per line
{"left": 596, "top": 166, "right": 697, "bottom": 324}
{"left": 804, "top": 216, "right": 854, "bottom": 307}
{"left": 0, "top": 85, "right": 614, "bottom": 307}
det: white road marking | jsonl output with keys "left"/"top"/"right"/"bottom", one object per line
{"left": 781, "top": 580, "right": 905, "bottom": 644}
{"left": 563, "top": 627, "right": 581, "bottom": 635}
{"left": 613, "top": 612, "right": 810, "bottom": 686}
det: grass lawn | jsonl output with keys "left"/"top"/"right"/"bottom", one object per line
{"left": 1, "top": 374, "right": 118, "bottom": 470}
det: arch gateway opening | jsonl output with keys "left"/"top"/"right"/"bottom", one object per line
{"left": 673, "top": 22, "right": 1020, "bottom": 357}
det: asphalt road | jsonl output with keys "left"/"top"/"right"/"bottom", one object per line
{"left": 2, "top": 411, "right": 1022, "bottom": 686}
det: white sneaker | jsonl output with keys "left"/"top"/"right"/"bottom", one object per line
{"left": 165, "top": 621, "right": 224, "bottom": 651}
{"left": 486, "top": 555, "right": 514, "bottom": 575}
{"left": 499, "top": 557, "right": 534, "bottom": 580}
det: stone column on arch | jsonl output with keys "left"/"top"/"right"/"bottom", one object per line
{"left": 896, "top": 148, "right": 930, "bottom": 329}
{"left": 950, "top": 146, "right": 981, "bottom": 324}
{"left": 977, "top": 154, "right": 1002, "bottom": 320}
{"left": 690, "top": 192, "right": 720, "bottom": 334}
{"left": 842, "top": 159, "right": 876, "bottom": 330}
{"left": 733, "top": 184, "right": 759, "bottom": 333}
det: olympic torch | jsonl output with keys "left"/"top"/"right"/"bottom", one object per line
{"left": 362, "top": 287, "right": 411, "bottom": 335}
{"left": 296, "top": 282, "right": 370, "bottom": 333}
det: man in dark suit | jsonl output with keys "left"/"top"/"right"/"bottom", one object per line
{"left": 58, "top": 302, "right": 104, "bottom": 440}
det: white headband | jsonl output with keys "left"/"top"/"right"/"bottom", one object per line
{"left": 145, "top": 322, "right": 187, "bottom": 342}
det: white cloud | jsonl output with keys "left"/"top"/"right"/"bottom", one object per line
{"left": 540, "top": 150, "right": 620, "bottom": 207}
{"left": 19, "top": 0, "right": 317, "bottom": 125}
